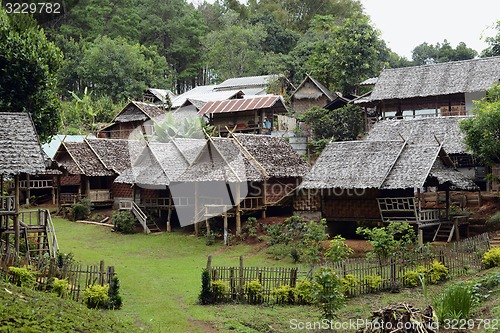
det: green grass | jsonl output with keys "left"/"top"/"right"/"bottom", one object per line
{"left": 51, "top": 217, "right": 500, "bottom": 332}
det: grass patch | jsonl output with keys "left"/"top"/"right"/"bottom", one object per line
{"left": 51, "top": 217, "right": 500, "bottom": 332}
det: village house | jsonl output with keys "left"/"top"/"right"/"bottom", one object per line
{"left": 356, "top": 56, "right": 500, "bottom": 129}
{"left": 290, "top": 74, "right": 336, "bottom": 115}
{"left": 295, "top": 139, "right": 478, "bottom": 242}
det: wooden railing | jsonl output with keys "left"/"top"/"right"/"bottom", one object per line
{"left": 60, "top": 193, "right": 83, "bottom": 204}
{"left": 377, "top": 197, "right": 440, "bottom": 225}
{"left": 119, "top": 200, "right": 150, "bottom": 234}
{"left": 87, "top": 189, "right": 111, "bottom": 202}
{"left": 419, "top": 209, "right": 440, "bottom": 225}
{"left": 9, "top": 180, "right": 53, "bottom": 189}
{"left": 143, "top": 197, "right": 171, "bottom": 208}
{"left": 0, "top": 196, "right": 15, "bottom": 213}
{"left": 240, "top": 196, "right": 263, "bottom": 210}
{"left": 172, "top": 196, "right": 193, "bottom": 207}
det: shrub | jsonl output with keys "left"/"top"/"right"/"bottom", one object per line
{"left": 340, "top": 274, "right": 359, "bottom": 296}
{"left": 211, "top": 280, "right": 228, "bottom": 303}
{"left": 51, "top": 278, "right": 70, "bottom": 298}
{"left": 428, "top": 261, "right": 449, "bottom": 284}
{"left": 364, "top": 275, "right": 383, "bottom": 293}
{"left": 83, "top": 284, "right": 109, "bottom": 309}
{"left": 295, "top": 280, "right": 314, "bottom": 305}
{"left": 486, "top": 212, "right": 500, "bottom": 225}
{"left": 325, "top": 235, "right": 353, "bottom": 264}
{"left": 108, "top": 275, "right": 123, "bottom": 309}
{"left": 482, "top": 248, "right": 500, "bottom": 268}
{"left": 264, "top": 223, "right": 287, "bottom": 246}
{"left": 434, "top": 282, "right": 474, "bottom": 323}
{"left": 71, "top": 198, "right": 92, "bottom": 221}
{"left": 266, "top": 243, "right": 292, "bottom": 260}
{"left": 242, "top": 217, "right": 259, "bottom": 238}
{"left": 312, "top": 268, "right": 345, "bottom": 320}
{"left": 271, "top": 285, "right": 295, "bottom": 304}
{"left": 9, "top": 266, "right": 37, "bottom": 289}
{"left": 112, "top": 210, "right": 136, "bottom": 234}
{"left": 245, "top": 279, "right": 264, "bottom": 304}
{"left": 199, "top": 269, "right": 213, "bottom": 305}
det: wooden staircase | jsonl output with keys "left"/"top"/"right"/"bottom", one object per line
{"left": 491, "top": 231, "right": 500, "bottom": 248}
{"left": 119, "top": 200, "right": 161, "bottom": 234}
{"left": 433, "top": 223, "right": 456, "bottom": 243}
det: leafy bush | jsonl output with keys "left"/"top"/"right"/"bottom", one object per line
{"left": 242, "top": 217, "right": 259, "bottom": 238}
{"left": 244, "top": 279, "right": 264, "bottom": 304}
{"left": 271, "top": 285, "right": 295, "bottom": 304}
{"left": 108, "top": 275, "right": 123, "bottom": 310}
{"left": 51, "top": 278, "right": 69, "bottom": 298}
{"left": 486, "top": 212, "right": 500, "bottom": 225}
{"left": 364, "top": 275, "right": 383, "bottom": 293}
{"left": 112, "top": 210, "right": 136, "bottom": 234}
{"left": 199, "top": 269, "right": 213, "bottom": 305}
{"left": 295, "top": 280, "right": 314, "bottom": 305}
{"left": 434, "top": 282, "right": 474, "bottom": 323}
{"left": 325, "top": 235, "right": 353, "bottom": 264}
{"left": 428, "top": 261, "right": 449, "bottom": 284}
{"left": 312, "top": 268, "right": 345, "bottom": 320}
{"left": 340, "top": 274, "right": 359, "bottom": 296}
{"left": 482, "top": 248, "right": 500, "bottom": 268}
{"left": 266, "top": 243, "right": 292, "bottom": 260}
{"left": 83, "top": 284, "right": 109, "bottom": 309}
{"left": 9, "top": 266, "right": 37, "bottom": 289}
{"left": 264, "top": 223, "right": 287, "bottom": 246}
{"left": 71, "top": 198, "right": 91, "bottom": 221}
{"left": 404, "top": 266, "right": 428, "bottom": 287}
{"left": 211, "top": 280, "right": 228, "bottom": 303}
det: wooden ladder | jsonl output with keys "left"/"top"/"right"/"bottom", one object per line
{"left": 433, "top": 223, "right": 455, "bottom": 243}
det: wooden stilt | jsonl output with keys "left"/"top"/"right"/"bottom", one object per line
{"left": 223, "top": 211, "right": 228, "bottom": 246}
{"left": 57, "top": 175, "right": 61, "bottom": 208}
{"left": 194, "top": 183, "right": 199, "bottom": 236}
{"left": 167, "top": 192, "right": 172, "bottom": 232}
{"left": 235, "top": 183, "right": 241, "bottom": 236}
{"left": 262, "top": 180, "right": 267, "bottom": 219}
{"left": 26, "top": 174, "right": 30, "bottom": 205}
{"left": 14, "top": 174, "right": 20, "bottom": 253}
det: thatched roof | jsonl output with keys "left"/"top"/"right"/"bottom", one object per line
{"left": 301, "top": 140, "right": 477, "bottom": 191}
{"left": 429, "top": 160, "right": 479, "bottom": 191}
{"left": 364, "top": 117, "right": 468, "bottom": 154}
{"left": 301, "top": 141, "right": 403, "bottom": 190}
{"left": 0, "top": 112, "right": 46, "bottom": 176}
{"left": 145, "top": 88, "right": 176, "bottom": 103}
{"left": 57, "top": 142, "right": 114, "bottom": 177}
{"left": 112, "top": 101, "right": 165, "bottom": 123}
{"left": 368, "top": 56, "right": 500, "bottom": 101}
{"left": 86, "top": 139, "right": 144, "bottom": 174}
{"left": 114, "top": 139, "right": 205, "bottom": 186}
{"left": 291, "top": 74, "right": 335, "bottom": 101}
{"left": 232, "top": 134, "right": 310, "bottom": 178}
{"left": 176, "top": 138, "right": 263, "bottom": 183}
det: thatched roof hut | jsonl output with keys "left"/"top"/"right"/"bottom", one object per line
{"left": 364, "top": 117, "right": 468, "bottom": 154}
{"left": 55, "top": 142, "right": 114, "bottom": 177}
{"left": 300, "top": 140, "right": 477, "bottom": 191}
{"left": 86, "top": 138, "right": 144, "bottom": 174}
{"left": 367, "top": 56, "right": 500, "bottom": 101}
{"left": 0, "top": 112, "right": 46, "bottom": 176}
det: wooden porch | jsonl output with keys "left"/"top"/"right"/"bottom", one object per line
{"left": 60, "top": 189, "right": 112, "bottom": 205}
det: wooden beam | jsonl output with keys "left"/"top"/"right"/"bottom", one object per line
{"left": 14, "top": 174, "right": 20, "bottom": 253}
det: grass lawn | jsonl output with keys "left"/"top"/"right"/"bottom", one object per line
{"left": 52, "top": 217, "right": 500, "bottom": 333}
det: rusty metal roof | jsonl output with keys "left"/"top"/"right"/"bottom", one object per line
{"left": 198, "top": 95, "right": 285, "bottom": 115}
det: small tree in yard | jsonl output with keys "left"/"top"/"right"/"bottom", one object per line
{"left": 300, "top": 219, "right": 329, "bottom": 269}
{"left": 356, "top": 222, "right": 416, "bottom": 266}
{"left": 312, "top": 267, "right": 345, "bottom": 320}
{"left": 325, "top": 235, "right": 354, "bottom": 264}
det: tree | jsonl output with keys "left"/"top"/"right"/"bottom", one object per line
{"left": 77, "top": 36, "right": 168, "bottom": 101}
{"left": 0, "top": 10, "right": 63, "bottom": 143}
{"left": 481, "top": 20, "right": 500, "bottom": 57}
{"left": 459, "top": 83, "right": 500, "bottom": 166}
{"left": 411, "top": 40, "right": 477, "bottom": 65}
{"left": 299, "top": 104, "right": 364, "bottom": 152}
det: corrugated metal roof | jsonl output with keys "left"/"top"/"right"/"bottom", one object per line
{"left": 198, "top": 95, "right": 284, "bottom": 115}
{"left": 215, "top": 75, "right": 278, "bottom": 90}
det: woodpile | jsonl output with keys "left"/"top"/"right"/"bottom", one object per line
{"left": 357, "top": 303, "right": 437, "bottom": 333}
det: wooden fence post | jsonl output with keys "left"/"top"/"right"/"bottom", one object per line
{"left": 206, "top": 255, "right": 212, "bottom": 271}
{"left": 390, "top": 256, "right": 396, "bottom": 291}
{"left": 239, "top": 256, "right": 244, "bottom": 300}
{"left": 99, "top": 260, "right": 105, "bottom": 285}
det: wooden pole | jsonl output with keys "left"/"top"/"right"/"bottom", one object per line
{"left": 262, "top": 180, "right": 267, "bottom": 219}
{"left": 166, "top": 192, "right": 172, "bottom": 232}
{"left": 206, "top": 255, "right": 212, "bottom": 271}
{"left": 445, "top": 188, "right": 450, "bottom": 219}
{"left": 14, "top": 174, "right": 20, "bottom": 253}
{"left": 223, "top": 210, "right": 228, "bottom": 246}
{"left": 26, "top": 174, "right": 30, "bottom": 205}
{"left": 57, "top": 175, "right": 61, "bottom": 208}
{"left": 194, "top": 182, "right": 199, "bottom": 236}
{"left": 235, "top": 183, "right": 241, "bottom": 236}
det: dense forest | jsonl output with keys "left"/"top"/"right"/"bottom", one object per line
{"left": 1, "top": 0, "right": 499, "bottom": 138}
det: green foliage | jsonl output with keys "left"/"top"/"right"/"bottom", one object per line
{"left": 412, "top": 39, "right": 477, "bottom": 65}
{"left": 70, "top": 198, "right": 92, "bottom": 221}
{"left": 211, "top": 280, "right": 229, "bottom": 303}
{"left": 199, "top": 269, "right": 213, "bottom": 305}
{"left": 244, "top": 279, "right": 264, "bottom": 304}
{"left": 112, "top": 210, "right": 136, "bottom": 234}
{"left": 434, "top": 282, "right": 474, "bottom": 323}
{"left": 264, "top": 223, "right": 288, "bottom": 246}
{"left": 481, "top": 20, "right": 500, "bottom": 57}
{"left": 325, "top": 235, "right": 354, "bottom": 264}
{"left": 8, "top": 266, "right": 37, "bottom": 289}
{"left": 300, "top": 219, "right": 329, "bottom": 266}
{"left": 340, "top": 274, "right": 359, "bottom": 296}
{"left": 152, "top": 112, "right": 211, "bottom": 142}
{"left": 0, "top": 9, "right": 62, "bottom": 143}
{"left": 363, "top": 275, "right": 382, "bottom": 293}
{"left": 486, "top": 212, "right": 500, "bottom": 225}
{"left": 299, "top": 105, "right": 364, "bottom": 149}
{"left": 403, "top": 270, "right": 421, "bottom": 287}
{"left": 242, "top": 217, "right": 259, "bottom": 238}
{"left": 356, "top": 222, "right": 416, "bottom": 265}
{"left": 459, "top": 83, "right": 500, "bottom": 166}
{"left": 83, "top": 284, "right": 109, "bottom": 309}
{"left": 271, "top": 285, "right": 295, "bottom": 304}
{"left": 312, "top": 267, "right": 345, "bottom": 320}
{"left": 51, "top": 278, "right": 70, "bottom": 298}
{"left": 108, "top": 276, "right": 123, "bottom": 310}
{"left": 294, "top": 280, "right": 314, "bottom": 305}
{"left": 428, "top": 261, "right": 449, "bottom": 284}
{"left": 482, "top": 248, "right": 500, "bottom": 269}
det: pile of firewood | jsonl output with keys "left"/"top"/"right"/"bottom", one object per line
{"left": 357, "top": 303, "right": 437, "bottom": 333}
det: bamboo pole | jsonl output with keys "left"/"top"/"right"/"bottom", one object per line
{"left": 166, "top": 192, "right": 172, "bottom": 232}
{"left": 26, "top": 174, "right": 30, "bottom": 205}
{"left": 14, "top": 174, "right": 20, "bottom": 253}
